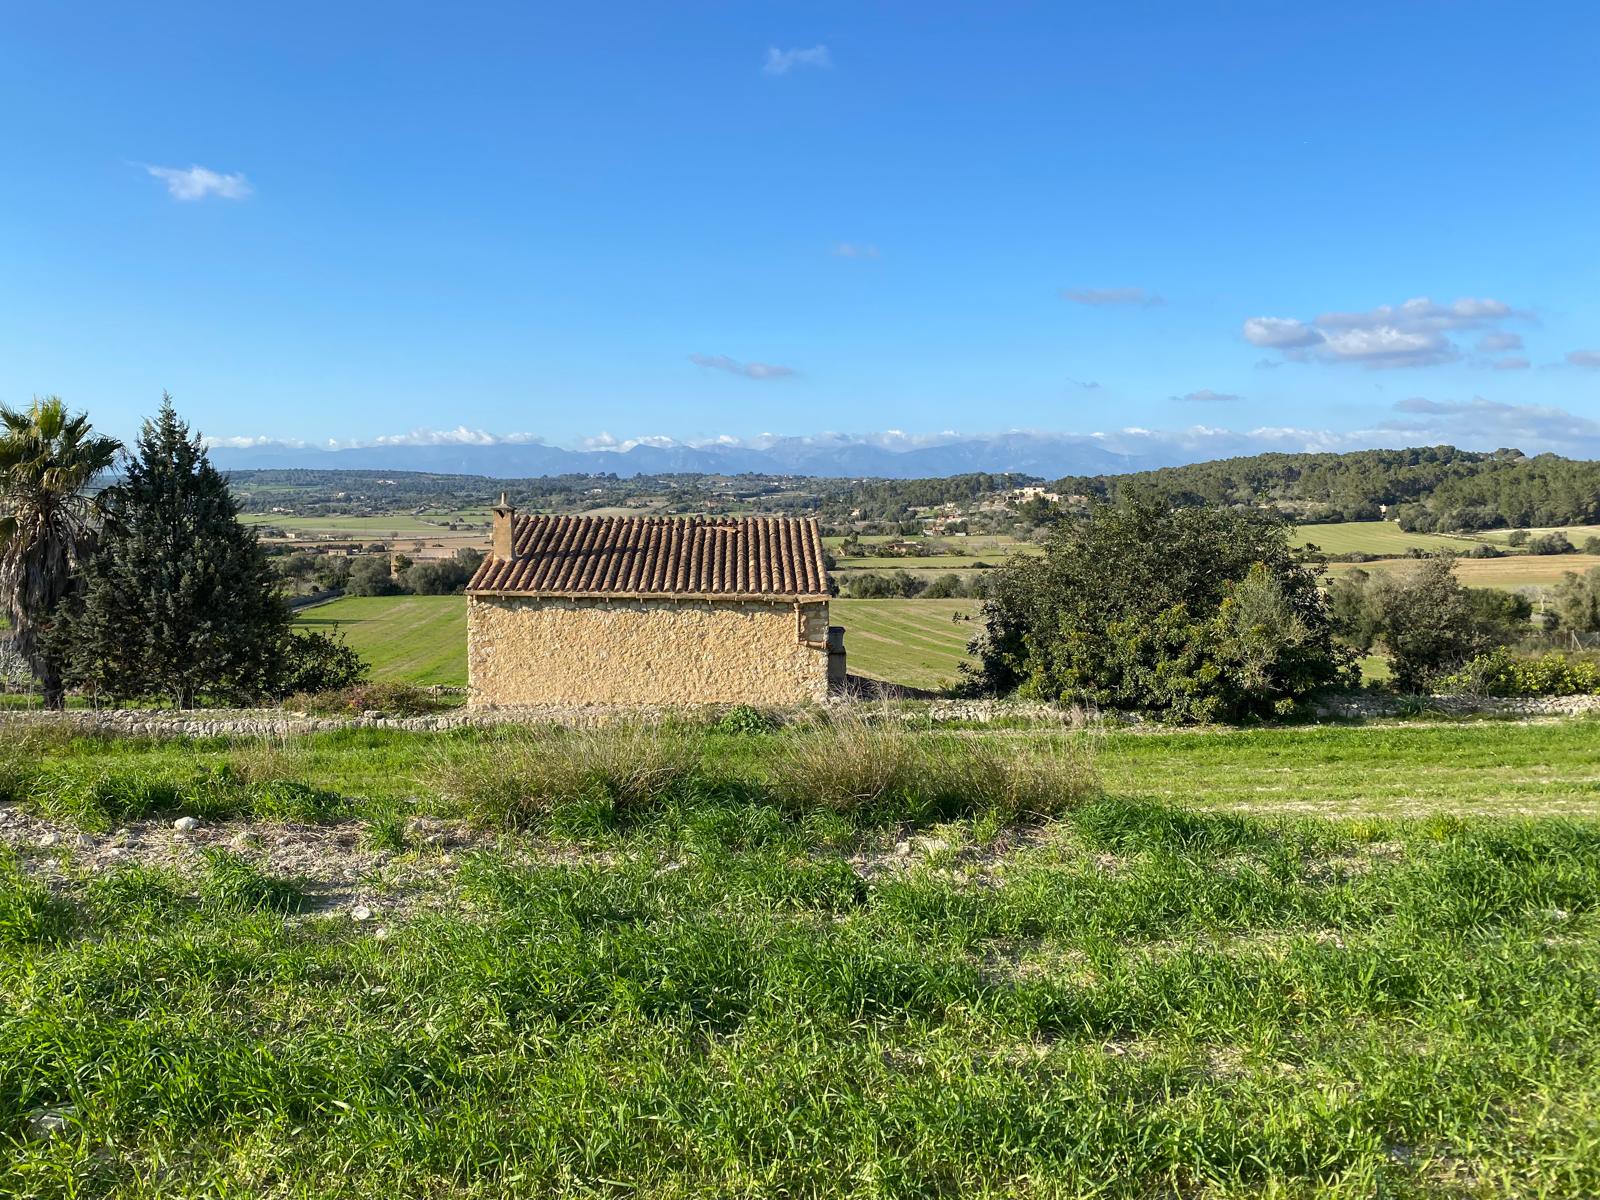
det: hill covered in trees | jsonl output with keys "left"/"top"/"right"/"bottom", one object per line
{"left": 1056, "top": 446, "right": 1600, "bottom": 531}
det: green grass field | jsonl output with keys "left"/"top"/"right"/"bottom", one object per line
{"left": 4, "top": 718, "right": 1600, "bottom": 1195}
{"left": 1477, "top": 522, "right": 1600, "bottom": 545}
{"left": 1326, "top": 553, "right": 1600, "bottom": 590}
{"left": 294, "top": 595, "right": 468, "bottom": 686}
{"left": 832, "top": 598, "right": 976, "bottom": 690}
{"left": 1292, "top": 520, "right": 1479, "bottom": 555}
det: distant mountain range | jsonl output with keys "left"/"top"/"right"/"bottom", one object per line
{"left": 209, "top": 433, "right": 1155, "bottom": 480}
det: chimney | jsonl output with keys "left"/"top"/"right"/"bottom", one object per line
{"left": 491, "top": 491, "right": 516, "bottom": 560}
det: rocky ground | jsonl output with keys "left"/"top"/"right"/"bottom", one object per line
{"left": 0, "top": 799, "right": 1005, "bottom": 931}
{"left": 0, "top": 802, "right": 501, "bottom": 927}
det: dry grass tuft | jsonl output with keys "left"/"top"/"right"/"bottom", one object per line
{"left": 768, "top": 711, "right": 1098, "bottom": 820}
{"left": 434, "top": 722, "right": 704, "bottom": 827}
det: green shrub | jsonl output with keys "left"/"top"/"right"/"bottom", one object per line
{"left": 968, "top": 499, "right": 1350, "bottom": 719}
{"left": 711, "top": 704, "right": 778, "bottom": 736}
{"left": 1440, "top": 649, "right": 1600, "bottom": 697}
{"left": 286, "top": 682, "right": 445, "bottom": 717}
{"left": 274, "top": 628, "right": 368, "bottom": 696}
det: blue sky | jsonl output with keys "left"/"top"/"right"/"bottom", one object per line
{"left": 3, "top": 1, "right": 1599, "bottom": 458}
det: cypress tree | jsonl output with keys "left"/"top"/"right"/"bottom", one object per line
{"left": 64, "top": 397, "right": 288, "bottom": 707}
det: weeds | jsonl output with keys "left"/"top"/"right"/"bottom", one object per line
{"left": 767, "top": 712, "right": 1099, "bottom": 821}
{"left": 433, "top": 722, "right": 705, "bottom": 827}
{"left": 195, "top": 849, "right": 306, "bottom": 914}
{"left": 286, "top": 682, "right": 449, "bottom": 716}
{"left": 2, "top": 798, "right": 1598, "bottom": 1196}
{"left": 0, "top": 850, "right": 67, "bottom": 946}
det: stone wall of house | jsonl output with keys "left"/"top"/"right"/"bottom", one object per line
{"left": 467, "top": 596, "right": 833, "bottom": 706}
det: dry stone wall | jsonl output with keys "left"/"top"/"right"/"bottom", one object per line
{"left": 467, "top": 596, "right": 832, "bottom": 707}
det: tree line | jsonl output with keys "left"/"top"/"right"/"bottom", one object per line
{"left": 964, "top": 498, "right": 1600, "bottom": 718}
{"left": 1, "top": 397, "right": 365, "bottom": 708}
{"left": 1056, "top": 445, "right": 1600, "bottom": 531}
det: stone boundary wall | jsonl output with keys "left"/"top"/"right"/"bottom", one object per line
{"left": 1310, "top": 693, "right": 1600, "bottom": 720}
{"left": 3, "top": 691, "right": 1597, "bottom": 741}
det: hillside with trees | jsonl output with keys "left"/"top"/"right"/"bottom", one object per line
{"left": 1056, "top": 446, "right": 1600, "bottom": 531}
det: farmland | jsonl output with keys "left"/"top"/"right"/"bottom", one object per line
{"left": 294, "top": 596, "right": 468, "bottom": 687}
{"left": 831, "top": 598, "right": 976, "bottom": 690}
{"left": 295, "top": 596, "right": 978, "bottom": 693}
{"left": 4, "top": 717, "right": 1600, "bottom": 1195}
{"left": 1326, "top": 553, "right": 1600, "bottom": 589}
{"left": 1291, "top": 520, "right": 1477, "bottom": 556}
{"left": 242, "top": 511, "right": 488, "bottom": 536}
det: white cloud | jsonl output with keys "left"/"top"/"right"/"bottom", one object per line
{"left": 368, "top": 426, "right": 543, "bottom": 447}
{"left": 690, "top": 353, "right": 797, "bottom": 380}
{"left": 1060, "top": 286, "right": 1162, "bottom": 307}
{"left": 1567, "top": 350, "right": 1600, "bottom": 369}
{"left": 1245, "top": 295, "right": 1524, "bottom": 369}
{"left": 210, "top": 404, "right": 1600, "bottom": 472}
{"left": 145, "top": 164, "right": 253, "bottom": 201}
{"left": 763, "top": 45, "right": 831, "bottom": 75}
{"left": 1243, "top": 317, "right": 1323, "bottom": 349}
{"left": 1171, "top": 389, "right": 1241, "bottom": 403}
{"left": 1491, "top": 356, "right": 1530, "bottom": 371}
{"left": 1379, "top": 396, "right": 1600, "bottom": 452}
{"left": 832, "top": 242, "right": 880, "bottom": 258}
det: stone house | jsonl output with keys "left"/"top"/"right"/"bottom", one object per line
{"left": 465, "top": 500, "right": 845, "bottom": 706}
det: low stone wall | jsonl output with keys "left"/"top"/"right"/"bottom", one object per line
{"left": 0, "top": 697, "right": 1094, "bottom": 740}
{"left": 1311, "top": 692, "right": 1600, "bottom": 720}
{"left": 4, "top": 691, "right": 1596, "bottom": 742}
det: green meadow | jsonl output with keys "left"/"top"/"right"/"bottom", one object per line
{"left": 294, "top": 595, "right": 468, "bottom": 687}
{"left": 3, "top": 716, "right": 1600, "bottom": 1196}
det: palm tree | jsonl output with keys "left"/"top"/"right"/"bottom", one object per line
{"left": 0, "top": 397, "right": 120, "bottom": 707}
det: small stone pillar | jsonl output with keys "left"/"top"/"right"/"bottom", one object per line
{"left": 826, "top": 626, "right": 847, "bottom": 691}
{"left": 491, "top": 492, "right": 516, "bottom": 560}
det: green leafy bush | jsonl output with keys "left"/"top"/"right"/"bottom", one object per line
{"left": 1440, "top": 649, "right": 1600, "bottom": 697}
{"left": 286, "top": 682, "right": 446, "bottom": 717}
{"left": 712, "top": 704, "right": 778, "bottom": 736}
{"left": 969, "top": 500, "right": 1353, "bottom": 720}
{"left": 274, "top": 628, "right": 368, "bottom": 696}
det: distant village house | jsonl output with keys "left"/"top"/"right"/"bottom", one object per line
{"left": 466, "top": 502, "right": 844, "bottom": 706}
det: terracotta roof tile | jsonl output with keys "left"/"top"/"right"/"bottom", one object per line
{"left": 468, "top": 514, "right": 832, "bottom": 599}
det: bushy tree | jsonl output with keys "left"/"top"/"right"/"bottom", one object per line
{"left": 848, "top": 570, "right": 925, "bottom": 599}
{"left": 966, "top": 499, "right": 1351, "bottom": 719}
{"left": 1333, "top": 557, "right": 1530, "bottom": 690}
{"left": 400, "top": 547, "right": 484, "bottom": 595}
{"left": 276, "top": 628, "right": 368, "bottom": 695}
{"left": 1328, "top": 568, "right": 1384, "bottom": 653}
{"left": 1527, "top": 531, "right": 1575, "bottom": 555}
{"left": 61, "top": 399, "right": 288, "bottom": 707}
{"left": 1463, "top": 587, "right": 1533, "bottom": 642}
{"left": 346, "top": 555, "right": 399, "bottom": 596}
{"left": 0, "top": 398, "right": 120, "bottom": 706}
{"left": 1551, "top": 567, "right": 1600, "bottom": 633}
{"left": 921, "top": 572, "right": 969, "bottom": 599}
{"left": 1366, "top": 557, "right": 1499, "bottom": 691}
